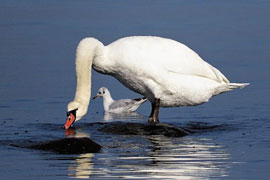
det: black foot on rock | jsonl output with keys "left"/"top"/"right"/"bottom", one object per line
{"left": 148, "top": 117, "right": 159, "bottom": 124}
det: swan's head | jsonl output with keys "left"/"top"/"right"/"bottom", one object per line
{"left": 92, "top": 87, "right": 109, "bottom": 99}
{"left": 64, "top": 101, "right": 88, "bottom": 129}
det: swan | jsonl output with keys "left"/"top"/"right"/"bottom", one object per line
{"left": 64, "top": 36, "right": 248, "bottom": 129}
{"left": 92, "top": 87, "right": 147, "bottom": 113}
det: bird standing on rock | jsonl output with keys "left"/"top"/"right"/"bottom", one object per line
{"left": 64, "top": 36, "right": 248, "bottom": 129}
{"left": 93, "top": 87, "right": 147, "bottom": 113}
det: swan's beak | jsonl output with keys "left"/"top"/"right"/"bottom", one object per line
{"left": 64, "top": 111, "right": 76, "bottom": 130}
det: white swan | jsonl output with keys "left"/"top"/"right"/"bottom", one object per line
{"left": 93, "top": 87, "right": 147, "bottom": 113}
{"left": 64, "top": 36, "right": 248, "bottom": 129}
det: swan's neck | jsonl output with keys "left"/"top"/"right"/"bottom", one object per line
{"left": 73, "top": 38, "right": 103, "bottom": 108}
{"left": 103, "top": 92, "right": 114, "bottom": 112}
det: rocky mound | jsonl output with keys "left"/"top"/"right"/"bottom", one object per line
{"left": 99, "top": 122, "right": 190, "bottom": 137}
{"left": 29, "top": 137, "right": 101, "bottom": 154}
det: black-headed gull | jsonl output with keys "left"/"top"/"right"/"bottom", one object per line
{"left": 93, "top": 87, "right": 147, "bottom": 113}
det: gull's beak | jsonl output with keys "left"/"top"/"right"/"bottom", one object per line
{"left": 64, "top": 111, "right": 76, "bottom": 130}
{"left": 93, "top": 94, "right": 100, "bottom": 100}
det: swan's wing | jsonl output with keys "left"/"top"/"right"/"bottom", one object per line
{"left": 108, "top": 36, "right": 229, "bottom": 83}
{"left": 163, "top": 51, "right": 230, "bottom": 83}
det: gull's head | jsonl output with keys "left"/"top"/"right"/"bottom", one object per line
{"left": 93, "top": 87, "right": 109, "bottom": 100}
{"left": 64, "top": 101, "right": 88, "bottom": 129}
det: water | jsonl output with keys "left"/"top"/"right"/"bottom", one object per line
{"left": 0, "top": 0, "right": 270, "bottom": 179}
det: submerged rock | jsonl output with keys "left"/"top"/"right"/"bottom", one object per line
{"left": 185, "top": 122, "right": 224, "bottom": 133}
{"left": 29, "top": 137, "right": 101, "bottom": 154}
{"left": 99, "top": 122, "right": 189, "bottom": 137}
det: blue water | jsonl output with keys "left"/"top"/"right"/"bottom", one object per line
{"left": 0, "top": 0, "right": 270, "bottom": 179}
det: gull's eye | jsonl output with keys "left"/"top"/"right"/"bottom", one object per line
{"left": 103, "top": 91, "right": 105, "bottom": 94}
{"left": 98, "top": 92, "right": 101, "bottom": 94}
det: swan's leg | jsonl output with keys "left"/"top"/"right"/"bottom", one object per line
{"left": 148, "top": 98, "right": 160, "bottom": 123}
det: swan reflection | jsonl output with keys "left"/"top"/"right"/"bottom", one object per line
{"left": 148, "top": 136, "right": 229, "bottom": 179}
{"left": 68, "top": 153, "right": 94, "bottom": 179}
{"left": 115, "top": 136, "right": 230, "bottom": 179}
{"left": 65, "top": 128, "right": 94, "bottom": 179}
{"left": 63, "top": 125, "right": 230, "bottom": 179}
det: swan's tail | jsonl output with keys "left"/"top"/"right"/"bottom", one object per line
{"left": 213, "top": 83, "right": 249, "bottom": 96}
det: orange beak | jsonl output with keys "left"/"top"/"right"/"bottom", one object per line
{"left": 64, "top": 112, "right": 76, "bottom": 130}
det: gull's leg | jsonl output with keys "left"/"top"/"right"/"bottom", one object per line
{"left": 148, "top": 98, "right": 160, "bottom": 123}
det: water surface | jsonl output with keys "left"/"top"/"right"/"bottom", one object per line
{"left": 0, "top": 0, "right": 270, "bottom": 179}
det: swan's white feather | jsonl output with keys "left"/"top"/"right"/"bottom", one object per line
{"left": 107, "top": 36, "right": 228, "bottom": 82}
{"left": 67, "top": 36, "right": 249, "bottom": 122}
{"left": 97, "top": 36, "right": 247, "bottom": 106}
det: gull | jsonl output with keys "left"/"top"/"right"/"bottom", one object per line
{"left": 93, "top": 87, "right": 147, "bottom": 113}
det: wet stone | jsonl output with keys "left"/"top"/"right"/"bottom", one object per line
{"left": 99, "top": 122, "right": 190, "bottom": 137}
{"left": 185, "top": 122, "right": 224, "bottom": 133}
{"left": 29, "top": 137, "right": 101, "bottom": 154}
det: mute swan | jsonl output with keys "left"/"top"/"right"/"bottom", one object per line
{"left": 64, "top": 36, "right": 248, "bottom": 129}
{"left": 93, "top": 87, "right": 147, "bottom": 113}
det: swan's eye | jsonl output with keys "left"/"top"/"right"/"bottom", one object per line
{"left": 68, "top": 115, "right": 71, "bottom": 120}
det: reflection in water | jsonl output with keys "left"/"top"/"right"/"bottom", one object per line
{"left": 96, "top": 135, "right": 230, "bottom": 179}
{"left": 65, "top": 128, "right": 90, "bottom": 138}
{"left": 103, "top": 111, "right": 145, "bottom": 121}
{"left": 68, "top": 153, "right": 94, "bottom": 179}
{"left": 138, "top": 136, "right": 230, "bottom": 179}
{"left": 63, "top": 126, "right": 230, "bottom": 179}
{"left": 65, "top": 128, "right": 94, "bottom": 179}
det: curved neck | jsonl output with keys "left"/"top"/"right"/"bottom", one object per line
{"left": 73, "top": 38, "right": 103, "bottom": 107}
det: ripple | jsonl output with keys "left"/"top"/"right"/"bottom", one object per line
{"left": 0, "top": 105, "right": 10, "bottom": 108}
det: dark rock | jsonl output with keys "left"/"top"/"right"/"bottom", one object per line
{"left": 29, "top": 137, "right": 101, "bottom": 154}
{"left": 185, "top": 122, "right": 223, "bottom": 133}
{"left": 99, "top": 122, "right": 189, "bottom": 137}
